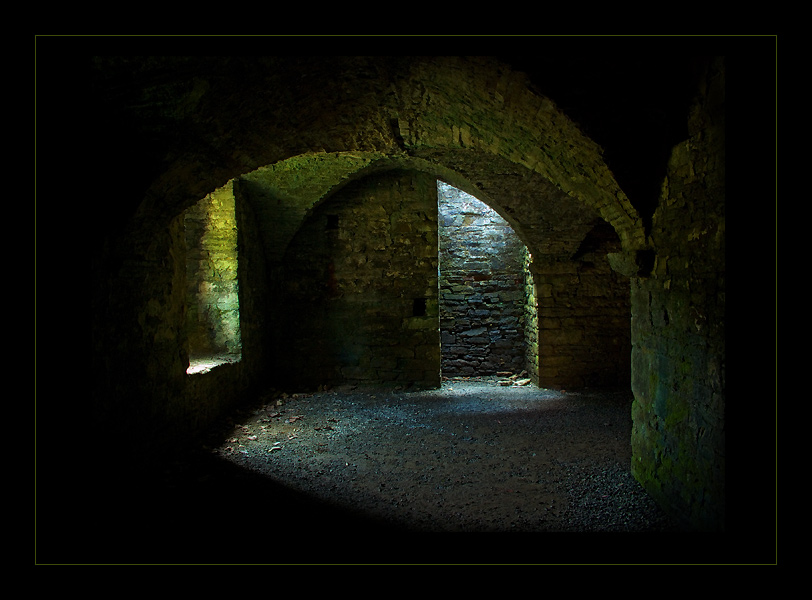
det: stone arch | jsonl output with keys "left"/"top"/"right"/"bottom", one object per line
{"left": 77, "top": 52, "right": 731, "bottom": 535}
{"left": 94, "top": 55, "right": 641, "bottom": 426}
{"left": 385, "top": 56, "right": 645, "bottom": 252}
{"left": 234, "top": 152, "right": 556, "bottom": 271}
{"left": 120, "top": 56, "right": 641, "bottom": 391}
{"left": 133, "top": 56, "right": 645, "bottom": 264}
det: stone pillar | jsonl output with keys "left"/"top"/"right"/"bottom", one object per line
{"left": 629, "top": 57, "right": 725, "bottom": 531}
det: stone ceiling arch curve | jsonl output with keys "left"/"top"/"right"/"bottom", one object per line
{"left": 385, "top": 56, "right": 646, "bottom": 252}
{"left": 237, "top": 151, "right": 556, "bottom": 268}
{"left": 130, "top": 56, "right": 646, "bottom": 263}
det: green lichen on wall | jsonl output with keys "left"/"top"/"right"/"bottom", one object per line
{"left": 184, "top": 182, "right": 241, "bottom": 358}
{"left": 632, "top": 388, "right": 720, "bottom": 530}
{"left": 629, "top": 59, "right": 725, "bottom": 531}
{"left": 631, "top": 272, "right": 725, "bottom": 531}
{"left": 244, "top": 152, "right": 383, "bottom": 204}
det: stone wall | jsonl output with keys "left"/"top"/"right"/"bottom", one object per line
{"left": 184, "top": 182, "right": 242, "bottom": 362}
{"left": 630, "top": 57, "right": 726, "bottom": 531}
{"left": 175, "top": 182, "right": 271, "bottom": 449}
{"left": 523, "top": 252, "right": 540, "bottom": 383}
{"left": 86, "top": 179, "right": 271, "bottom": 465}
{"left": 531, "top": 219, "right": 631, "bottom": 389}
{"left": 438, "top": 181, "right": 529, "bottom": 377}
{"left": 273, "top": 169, "right": 440, "bottom": 389}
{"left": 89, "top": 210, "right": 191, "bottom": 462}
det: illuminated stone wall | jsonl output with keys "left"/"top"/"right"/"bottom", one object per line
{"left": 184, "top": 182, "right": 242, "bottom": 361}
{"left": 438, "top": 182, "right": 529, "bottom": 377}
{"left": 180, "top": 181, "right": 272, "bottom": 439}
{"left": 523, "top": 253, "right": 539, "bottom": 383}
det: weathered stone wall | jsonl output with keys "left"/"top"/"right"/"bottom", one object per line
{"left": 171, "top": 183, "right": 271, "bottom": 449}
{"left": 523, "top": 251, "right": 540, "bottom": 383}
{"left": 89, "top": 211, "right": 190, "bottom": 462}
{"left": 531, "top": 219, "right": 631, "bottom": 389}
{"left": 232, "top": 181, "right": 272, "bottom": 379}
{"left": 79, "top": 54, "right": 732, "bottom": 534}
{"left": 630, "top": 57, "right": 725, "bottom": 531}
{"left": 273, "top": 169, "right": 440, "bottom": 389}
{"left": 87, "top": 183, "right": 271, "bottom": 465}
{"left": 184, "top": 182, "right": 242, "bottom": 360}
{"left": 438, "top": 181, "right": 529, "bottom": 376}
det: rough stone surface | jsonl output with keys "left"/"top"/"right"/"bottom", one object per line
{"left": 184, "top": 181, "right": 242, "bottom": 360}
{"left": 69, "top": 53, "right": 737, "bottom": 539}
{"left": 272, "top": 170, "right": 440, "bottom": 389}
{"left": 630, "top": 57, "right": 726, "bottom": 531}
{"left": 531, "top": 219, "right": 631, "bottom": 389}
{"left": 438, "top": 182, "right": 529, "bottom": 377}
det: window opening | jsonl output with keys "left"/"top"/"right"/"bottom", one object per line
{"left": 184, "top": 183, "right": 242, "bottom": 375}
{"left": 437, "top": 181, "right": 535, "bottom": 380}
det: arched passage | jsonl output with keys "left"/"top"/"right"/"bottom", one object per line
{"left": 226, "top": 152, "right": 631, "bottom": 391}
{"left": 437, "top": 181, "right": 533, "bottom": 380}
{"left": 126, "top": 55, "right": 643, "bottom": 392}
{"left": 135, "top": 56, "right": 645, "bottom": 258}
{"left": 72, "top": 52, "right": 731, "bottom": 538}
{"left": 95, "top": 55, "right": 642, "bottom": 461}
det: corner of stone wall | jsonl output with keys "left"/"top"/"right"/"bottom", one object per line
{"left": 630, "top": 57, "right": 725, "bottom": 531}
{"left": 531, "top": 241, "right": 631, "bottom": 390}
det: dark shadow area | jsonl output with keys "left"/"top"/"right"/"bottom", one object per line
{"left": 35, "top": 379, "right": 762, "bottom": 565}
{"left": 498, "top": 48, "right": 709, "bottom": 237}
{"left": 36, "top": 451, "right": 410, "bottom": 565}
{"left": 35, "top": 447, "right": 736, "bottom": 565}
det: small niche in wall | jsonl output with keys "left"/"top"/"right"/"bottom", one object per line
{"left": 413, "top": 297, "right": 428, "bottom": 317}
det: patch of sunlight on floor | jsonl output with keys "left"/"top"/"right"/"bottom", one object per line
{"left": 186, "top": 354, "right": 241, "bottom": 375}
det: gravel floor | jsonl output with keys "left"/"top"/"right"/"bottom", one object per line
{"left": 39, "top": 377, "right": 692, "bottom": 565}
{"left": 197, "top": 377, "right": 683, "bottom": 538}
{"left": 38, "top": 376, "right": 763, "bottom": 564}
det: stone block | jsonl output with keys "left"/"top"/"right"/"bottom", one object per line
{"left": 460, "top": 326, "right": 488, "bottom": 337}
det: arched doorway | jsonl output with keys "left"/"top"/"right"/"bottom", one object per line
{"left": 438, "top": 181, "right": 536, "bottom": 381}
